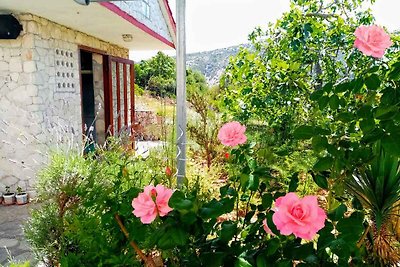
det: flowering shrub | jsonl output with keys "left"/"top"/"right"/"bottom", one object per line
{"left": 122, "top": 19, "right": 399, "bottom": 266}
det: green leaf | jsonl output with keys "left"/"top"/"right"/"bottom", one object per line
{"left": 201, "top": 252, "right": 225, "bottom": 267}
{"left": 335, "top": 82, "right": 349, "bottom": 93}
{"left": 388, "top": 62, "right": 400, "bottom": 80}
{"left": 256, "top": 254, "right": 268, "bottom": 267}
{"left": 157, "top": 226, "right": 188, "bottom": 249}
{"left": 337, "top": 211, "right": 364, "bottom": 243}
{"left": 328, "top": 204, "right": 347, "bottom": 221}
{"left": 360, "top": 118, "right": 375, "bottom": 133}
{"left": 318, "top": 95, "right": 330, "bottom": 110}
{"left": 169, "top": 191, "right": 193, "bottom": 210}
{"left": 382, "top": 134, "right": 400, "bottom": 157}
{"left": 350, "top": 78, "right": 364, "bottom": 93}
{"left": 220, "top": 185, "right": 238, "bottom": 197}
{"left": 262, "top": 193, "right": 273, "bottom": 209}
{"left": 288, "top": 173, "right": 299, "bottom": 192}
{"left": 310, "top": 89, "right": 324, "bottom": 101}
{"left": 235, "top": 258, "right": 252, "bottom": 267}
{"left": 266, "top": 238, "right": 280, "bottom": 256}
{"left": 365, "top": 74, "right": 381, "bottom": 90}
{"left": 322, "top": 83, "right": 333, "bottom": 93}
{"left": 357, "top": 105, "right": 373, "bottom": 119}
{"left": 313, "top": 157, "right": 334, "bottom": 172}
{"left": 247, "top": 174, "right": 259, "bottom": 191}
{"left": 314, "top": 127, "right": 331, "bottom": 135}
{"left": 336, "top": 112, "right": 354, "bottom": 122}
{"left": 329, "top": 95, "right": 340, "bottom": 110}
{"left": 312, "top": 174, "right": 329, "bottom": 189}
{"left": 284, "top": 242, "right": 314, "bottom": 260}
{"left": 219, "top": 222, "right": 237, "bottom": 242}
{"left": 312, "top": 136, "right": 328, "bottom": 153}
{"left": 380, "top": 87, "right": 397, "bottom": 106}
{"left": 317, "top": 222, "right": 335, "bottom": 250}
{"left": 374, "top": 105, "right": 397, "bottom": 120}
{"left": 293, "top": 126, "right": 315, "bottom": 139}
{"left": 200, "top": 199, "right": 225, "bottom": 219}
{"left": 181, "top": 212, "right": 197, "bottom": 224}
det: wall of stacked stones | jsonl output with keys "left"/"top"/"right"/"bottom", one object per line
{"left": 0, "top": 13, "right": 129, "bottom": 195}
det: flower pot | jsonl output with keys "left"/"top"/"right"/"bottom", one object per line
{"left": 16, "top": 193, "right": 28, "bottom": 205}
{"left": 3, "top": 193, "right": 15, "bottom": 205}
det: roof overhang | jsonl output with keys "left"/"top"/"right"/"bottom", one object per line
{"left": 0, "top": 0, "right": 176, "bottom": 51}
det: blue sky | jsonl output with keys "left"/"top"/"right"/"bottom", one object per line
{"left": 130, "top": 0, "right": 400, "bottom": 61}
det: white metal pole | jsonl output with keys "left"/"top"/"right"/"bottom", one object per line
{"left": 176, "top": 0, "right": 186, "bottom": 187}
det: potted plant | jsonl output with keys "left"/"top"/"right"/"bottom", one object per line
{"left": 3, "top": 186, "right": 15, "bottom": 205}
{"left": 16, "top": 186, "right": 28, "bottom": 205}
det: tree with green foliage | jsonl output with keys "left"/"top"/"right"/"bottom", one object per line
{"left": 221, "top": 0, "right": 376, "bottom": 144}
{"left": 135, "top": 52, "right": 208, "bottom": 97}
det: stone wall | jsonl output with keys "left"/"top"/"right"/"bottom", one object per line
{"left": 0, "top": 13, "right": 129, "bottom": 195}
{"left": 113, "top": 0, "right": 172, "bottom": 43}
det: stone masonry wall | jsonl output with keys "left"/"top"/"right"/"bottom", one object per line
{"left": 0, "top": 13, "right": 129, "bottom": 195}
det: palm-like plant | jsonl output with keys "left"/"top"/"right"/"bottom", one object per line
{"left": 347, "top": 143, "right": 400, "bottom": 265}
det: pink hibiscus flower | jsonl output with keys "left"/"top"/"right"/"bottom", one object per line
{"left": 132, "top": 184, "right": 174, "bottom": 224}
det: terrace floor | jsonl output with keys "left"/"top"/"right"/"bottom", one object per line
{"left": 0, "top": 204, "right": 38, "bottom": 267}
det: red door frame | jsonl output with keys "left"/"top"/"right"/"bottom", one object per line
{"left": 107, "top": 56, "right": 135, "bottom": 136}
{"left": 78, "top": 46, "right": 135, "bottom": 140}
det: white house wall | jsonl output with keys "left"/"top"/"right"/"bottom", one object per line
{"left": 113, "top": 0, "right": 173, "bottom": 43}
{"left": 0, "top": 13, "right": 129, "bottom": 194}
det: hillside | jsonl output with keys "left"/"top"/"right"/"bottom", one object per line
{"left": 186, "top": 44, "right": 249, "bottom": 85}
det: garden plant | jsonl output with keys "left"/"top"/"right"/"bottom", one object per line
{"left": 24, "top": 0, "right": 400, "bottom": 266}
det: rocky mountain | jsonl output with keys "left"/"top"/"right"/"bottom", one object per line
{"left": 186, "top": 44, "right": 248, "bottom": 85}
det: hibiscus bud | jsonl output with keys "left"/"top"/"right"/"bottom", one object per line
{"left": 165, "top": 166, "right": 172, "bottom": 176}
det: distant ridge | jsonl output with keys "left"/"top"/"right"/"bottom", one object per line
{"left": 186, "top": 44, "right": 249, "bottom": 85}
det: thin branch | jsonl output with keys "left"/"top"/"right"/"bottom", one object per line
{"left": 114, "top": 214, "right": 157, "bottom": 267}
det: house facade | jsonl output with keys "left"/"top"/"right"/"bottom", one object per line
{"left": 0, "top": 0, "right": 175, "bottom": 195}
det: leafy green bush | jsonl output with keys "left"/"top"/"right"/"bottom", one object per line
{"left": 25, "top": 139, "right": 172, "bottom": 266}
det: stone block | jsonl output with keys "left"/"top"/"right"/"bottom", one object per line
{"left": 23, "top": 61, "right": 36, "bottom": 73}
{"left": 0, "top": 239, "right": 19, "bottom": 248}
{"left": 10, "top": 73, "right": 19, "bottom": 82}
{"left": 0, "top": 61, "right": 8, "bottom": 71}
{"left": 52, "top": 27, "right": 61, "bottom": 39}
{"left": 9, "top": 58, "right": 22, "bottom": 72}
{"left": 27, "top": 21, "right": 39, "bottom": 34}
{"left": 31, "top": 96, "right": 44, "bottom": 105}
{"left": 18, "top": 73, "right": 34, "bottom": 85}
{"left": 26, "top": 84, "right": 38, "bottom": 96}
{"left": 18, "top": 14, "right": 33, "bottom": 20}
{"left": 7, "top": 86, "right": 30, "bottom": 104}
{"left": 22, "top": 49, "right": 33, "bottom": 61}
{"left": 22, "top": 34, "right": 34, "bottom": 48}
